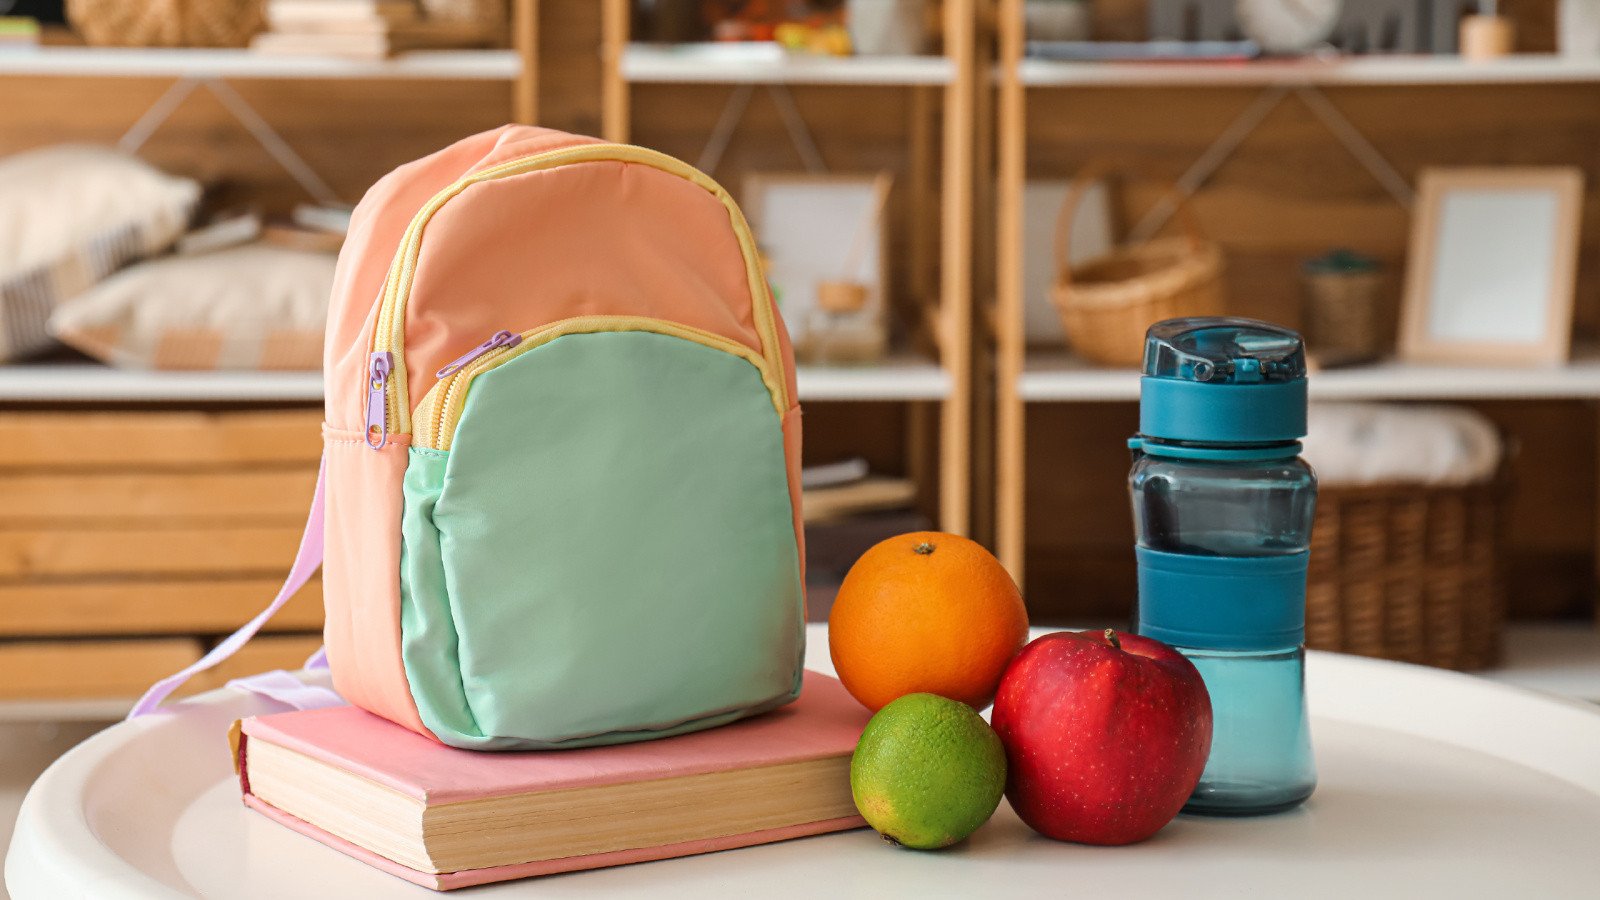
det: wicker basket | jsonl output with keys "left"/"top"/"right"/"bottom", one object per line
{"left": 68, "top": 0, "right": 263, "bottom": 48}
{"left": 1051, "top": 169, "right": 1226, "bottom": 367}
{"left": 1307, "top": 478, "right": 1506, "bottom": 670}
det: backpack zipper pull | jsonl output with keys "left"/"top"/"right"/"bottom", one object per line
{"left": 436, "top": 330, "right": 523, "bottom": 379}
{"left": 365, "top": 351, "right": 393, "bottom": 450}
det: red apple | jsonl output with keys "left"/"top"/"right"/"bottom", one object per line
{"left": 990, "top": 629, "right": 1211, "bottom": 846}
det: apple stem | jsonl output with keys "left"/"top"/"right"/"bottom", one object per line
{"left": 1104, "top": 628, "right": 1122, "bottom": 650}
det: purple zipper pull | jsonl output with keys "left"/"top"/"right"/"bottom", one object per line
{"left": 365, "top": 351, "right": 393, "bottom": 450}
{"left": 437, "top": 330, "right": 523, "bottom": 378}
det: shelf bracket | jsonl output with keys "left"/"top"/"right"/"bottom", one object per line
{"left": 1127, "top": 83, "right": 1414, "bottom": 243}
{"left": 116, "top": 75, "right": 344, "bottom": 207}
{"left": 695, "top": 83, "right": 827, "bottom": 177}
{"left": 1293, "top": 86, "right": 1416, "bottom": 210}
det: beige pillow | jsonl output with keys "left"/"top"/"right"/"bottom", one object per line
{"left": 49, "top": 243, "right": 334, "bottom": 371}
{"left": 0, "top": 145, "right": 200, "bottom": 360}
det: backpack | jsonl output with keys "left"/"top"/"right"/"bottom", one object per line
{"left": 132, "top": 126, "right": 807, "bottom": 750}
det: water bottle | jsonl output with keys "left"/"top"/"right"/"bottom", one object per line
{"left": 1128, "top": 318, "right": 1317, "bottom": 816}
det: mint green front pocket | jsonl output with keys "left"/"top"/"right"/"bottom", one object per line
{"left": 399, "top": 330, "right": 804, "bottom": 749}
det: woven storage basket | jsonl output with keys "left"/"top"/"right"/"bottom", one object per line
{"left": 68, "top": 0, "right": 263, "bottom": 48}
{"left": 1052, "top": 168, "right": 1226, "bottom": 367}
{"left": 1307, "top": 477, "right": 1506, "bottom": 670}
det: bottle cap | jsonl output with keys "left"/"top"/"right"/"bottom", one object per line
{"left": 1139, "top": 317, "right": 1308, "bottom": 446}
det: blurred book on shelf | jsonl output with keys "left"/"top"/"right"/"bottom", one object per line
{"left": 265, "top": 0, "right": 419, "bottom": 31}
{"left": 799, "top": 457, "right": 917, "bottom": 524}
{"left": 804, "top": 477, "right": 917, "bottom": 523}
{"left": 291, "top": 202, "right": 353, "bottom": 235}
{"left": 798, "top": 456, "right": 925, "bottom": 609}
{"left": 0, "top": 16, "right": 42, "bottom": 48}
{"left": 253, "top": 0, "right": 491, "bottom": 59}
{"left": 1025, "top": 40, "right": 1261, "bottom": 61}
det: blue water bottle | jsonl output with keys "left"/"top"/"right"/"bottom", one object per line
{"left": 1129, "top": 318, "right": 1317, "bottom": 816}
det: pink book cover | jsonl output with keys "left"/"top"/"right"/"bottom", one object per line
{"left": 236, "top": 671, "right": 870, "bottom": 891}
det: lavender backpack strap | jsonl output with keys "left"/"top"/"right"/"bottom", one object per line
{"left": 127, "top": 456, "right": 328, "bottom": 719}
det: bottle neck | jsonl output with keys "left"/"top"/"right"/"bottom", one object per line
{"left": 1129, "top": 436, "right": 1303, "bottom": 462}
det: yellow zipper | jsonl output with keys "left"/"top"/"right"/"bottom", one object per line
{"left": 412, "top": 316, "right": 784, "bottom": 452}
{"left": 366, "top": 143, "right": 787, "bottom": 445}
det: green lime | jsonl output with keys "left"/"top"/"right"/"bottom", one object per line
{"left": 849, "top": 692, "right": 1007, "bottom": 850}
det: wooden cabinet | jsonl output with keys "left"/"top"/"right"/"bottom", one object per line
{"left": 0, "top": 409, "right": 324, "bottom": 702}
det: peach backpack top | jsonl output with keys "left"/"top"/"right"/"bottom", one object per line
{"left": 133, "top": 126, "right": 808, "bottom": 750}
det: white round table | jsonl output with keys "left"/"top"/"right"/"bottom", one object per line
{"left": 9, "top": 624, "right": 1600, "bottom": 898}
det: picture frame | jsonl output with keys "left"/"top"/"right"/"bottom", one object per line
{"left": 1399, "top": 167, "right": 1584, "bottom": 366}
{"left": 743, "top": 172, "right": 894, "bottom": 364}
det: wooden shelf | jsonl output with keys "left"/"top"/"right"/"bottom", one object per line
{"left": 0, "top": 366, "right": 324, "bottom": 404}
{"left": 621, "top": 43, "right": 954, "bottom": 85}
{"left": 0, "top": 46, "right": 521, "bottom": 80}
{"left": 1016, "top": 54, "right": 1600, "bottom": 88}
{"left": 1019, "top": 349, "right": 1600, "bottom": 403}
{"left": 797, "top": 356, "right": 952, "bottom": 401}
{"left": 0, "top": 359, "right": 952, "bottom": 404}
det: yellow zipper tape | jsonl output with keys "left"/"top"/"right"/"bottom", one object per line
{"left": 372, "top": 143, "right": 787, "bottom": 437}
{"left": 412, "top": 316, "right": 784, "bottom": 452}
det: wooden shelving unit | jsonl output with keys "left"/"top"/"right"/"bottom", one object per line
{"left": 1019, "top": 349, "right": 1600, "bottom": 403}
{"left": 1014, "top": 54, "right": 1600, "bottom": 88}
{"left": 0, "top": 46, "right": 523, "bottom": 80}
{"left": 622, "top": 43, "right": 955, "bottom": 85}
{"left": 0, "top": 3, "right": 549, "bottom": 717}
{"left": 993, "top": 2, "right": 1600, "bottom": 589}
{"left": 601, "top": 0, "right": 978, "bottom": 535}
{"left": 0, "top": 357, "right": 957, "bottom": 404}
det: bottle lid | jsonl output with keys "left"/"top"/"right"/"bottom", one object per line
{"left": 1139, "top": 317, "right": 1307, "bottom": 446}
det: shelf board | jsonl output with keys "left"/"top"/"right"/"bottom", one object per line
{"left": 0, "top": 358, "right": 951, "bottom": 404}
{"left": 0, "top": 46, "right": 521, "bottom": 80}
{"left": 0, "top": 365, "right": 324, "bottom": 403}
{"left": 622, "top": 43, "right": 953, "bottom": 86}
{"left": 1016, "top": 54, "right": 1600, "bottom": 89}
{"left": 797, "top": 356, "right": 952, "bottom": 401}
{"left": 1020, "top": 349, "right": 1600, "bottom": 403}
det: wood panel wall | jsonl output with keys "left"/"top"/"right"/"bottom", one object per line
{"left": 3, "top": 1, "right": 1595, "bottom": 621}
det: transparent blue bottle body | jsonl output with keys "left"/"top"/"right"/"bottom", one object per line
{"left": 1130, "top": 451, "right": 1318, "bottom": 816}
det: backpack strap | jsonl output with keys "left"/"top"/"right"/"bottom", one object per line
{"left": 127, "top": 456, "right": 328, "bottom": 718}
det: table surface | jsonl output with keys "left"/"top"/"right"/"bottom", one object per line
{"left": 9, "top": 625, "right": 1600, "bottom": 898}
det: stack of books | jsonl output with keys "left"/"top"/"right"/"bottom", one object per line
{"left": 252, "top": 0, "right": 487, "bottom": 60}
{"left": 801, "top": 457, "right": 918, "bottom": 523}
{"left": 0, "top": 16, "right": 41, "bottom": 50}
{"left": 234, "top": 671, "right": 868, "bottom": 890}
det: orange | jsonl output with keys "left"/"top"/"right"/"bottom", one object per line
{"left": 828, "top": 532, "right": 1028, "bottom": 712}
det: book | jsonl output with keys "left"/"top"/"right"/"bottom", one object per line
{"left": 1025, "top": 40, "right": 1262, "bottom": 62}
{"left": 0, "top": 17, "right": 41, "bottom": 47}
{"left": 236, "top": 671, "right": 869, "bottom": 890}
{"left": 290, "top": 202, "right": 353, "bottom": 235}
{"left": 801, "top": 456, "right": 870, "bottom": 490}
{"left": 803, "top": 476, "right": 917, "bottom": 523}
{"left": 265, "top": 0, "right": 419, "bottom": 26}
{"left": 249, "top": 20, "right": 489, "bottom": 60}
